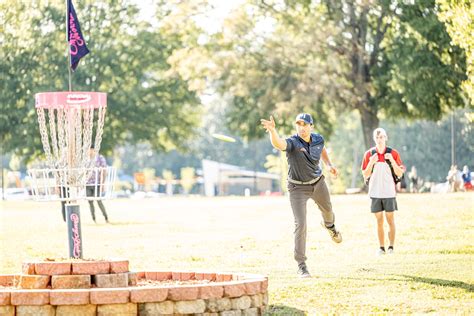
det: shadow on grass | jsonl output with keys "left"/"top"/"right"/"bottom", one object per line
{"left": 399, "top": 274, "right": 473, "bottom": 292}
{"left": 340, "top": 275, "right": 473, "bottom": 293}
{"left": 265, "top": 305, "right": 306, "bottom": 315}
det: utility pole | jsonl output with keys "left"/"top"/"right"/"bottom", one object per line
{"left": 451, "top": 111, "right": 456, "bottom": 166}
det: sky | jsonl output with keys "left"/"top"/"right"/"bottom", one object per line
{"left": 133, "top": 0, "right": 244, "bottom": 33}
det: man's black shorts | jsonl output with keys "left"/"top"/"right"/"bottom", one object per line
{"left": 371, "top": 197, "right": 398, "bottom": 213}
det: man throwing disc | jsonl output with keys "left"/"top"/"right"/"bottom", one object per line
{"left": 261, "top": 113, "right": 342, "bottom": 278}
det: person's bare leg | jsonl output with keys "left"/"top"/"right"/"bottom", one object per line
{"left": 374, "top": 212, "right": 385, "bottom": 247}
{"left": 385, "top": 211, "right": 396, "bottom": 247}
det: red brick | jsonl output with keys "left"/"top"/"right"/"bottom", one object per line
{"left": 130, "top": 286, "right": 168, "bottom": 303}
{"left": 56, "top": 304, "right": 96, "bottom": 316}
{"left": 90, "top": 288, "right": 129, "bottom": 304}
{"left": 172, "top": 272, "right": 195, "bottom": 281}
{"left": 97, "top": 303, "right": 137, "bottom": 315}
{"left": 135, "top": 271, "right": 145, "bottom": 279}
{"left": 144, "top": 271, "right": 156, "bottom": 280}
{"left": 72, "top": 261, "right": 110, "bottom": 275}
{"left": 22, "top": 262, "right": 36, "bottom": 275}
{"left": 145, "top": 272, "right": 171, "bottom": 281}
{"left": 50, "top": 289, "right": 90, "bottom": 305}
{"left": 128, "top": 272, "right": 138, "bottom": 286}
{"left": 16, "top": 305, "right": 55, "bottom": 315}
{"left": 224, "top": 282, "right": 246, "bottom": 298}
{"left": 168, "top": 286, "right": 199, "bottom": 301}
{"left": 0, "top": 289, "right": 11, "bottom": 305}
{"left": 171, "top": 272, "right": 180, "bottom": 280}
{"left": 109, "top": 259, "right": 129, "bottom": 274}
{"left": 35, "top": 262, "right": 71, "bottom": 275}
{"left": 11, "top": 289, "right": 50, "bottom": 305}
{"left": 244, "top": 280, "right": 261, "bottom": 295}
{"left": 94, "top": 273, "right": 128, "bottom": 288}
{"left": 261, "top": 278, "right": 268, "bottom": 292}
{"left": 156, "top": 272, "right": 172, "bottom": 281}
{"left": 18, "top": 275, "right": 50, "bottom": 289}
{"left": 0, "top": 305, "right": 14, "bottom": 316}
{"left": 216, "top": 274, "right": 232, "bottom": 282}
{"left": 52, "top": 275, "right": 91, "bottom": 289}
{"left": 0, "top": 275, "right": 16, "bottom": 287}
{"left": 199, "top": 284, "right": 224, "bottom": 299}
{"left": 195, "top": 272, "right": 216, "bottom": 281}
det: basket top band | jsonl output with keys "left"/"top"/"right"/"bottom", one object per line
{"left": 35, "top": 92, "right": 107, "bottom": 109}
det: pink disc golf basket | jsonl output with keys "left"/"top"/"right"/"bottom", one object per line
{"left": 28, "top": 92, "right": 115, "bottom": 201}
{"left": 27, "top": 91, "right": 116, "bottom": 258}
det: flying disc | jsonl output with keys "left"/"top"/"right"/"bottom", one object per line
{"left": 211, "top": 133, "right": 236, "bottom": 142}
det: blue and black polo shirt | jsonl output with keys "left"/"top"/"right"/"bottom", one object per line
{"left": 285, "top": 133, "right": 324, "bottom": 182}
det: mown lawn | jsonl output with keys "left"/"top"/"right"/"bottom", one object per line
{"left": 1, "top": 193, "right": 472, "bottom": 314}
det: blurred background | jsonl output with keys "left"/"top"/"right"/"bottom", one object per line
{"left": 1, "top": 0, "right": 472, "bottom": 198}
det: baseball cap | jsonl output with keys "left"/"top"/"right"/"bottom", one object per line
{"left": 295, "top": 113, "right": 313, "bottom": 125}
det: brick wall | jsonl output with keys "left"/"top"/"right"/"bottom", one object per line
{"left": 0, "top": 259, "right": 268, "bottom": 315}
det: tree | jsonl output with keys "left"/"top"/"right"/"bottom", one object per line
{"left": 437, "top": 0, "right": 474, "bottom": 104}
{"left": 169, "top": 0, "right": 468, "bottom": 148}
{"left": 0, "top": 0, "right": 202, "bottom": 159}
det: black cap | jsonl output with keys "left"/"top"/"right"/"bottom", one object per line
{"left": 295, "top": 113, "right": 313, "bottom": 125}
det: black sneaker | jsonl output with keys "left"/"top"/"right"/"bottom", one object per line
{"left": 321, "top": 222, "right": 342, "bottom": 243}
{"left": 297, "top": 263, "right": 311, "bottom": 278}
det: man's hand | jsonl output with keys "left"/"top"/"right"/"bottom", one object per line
{"left": 260, "top": 116, "right": 276, "bottom": 132}
{"left": 329, "top": 165, "right": 339, "bottom": 178}
{"left": 384, "top": 153, "right": 395, "bottom": 163}
{"left": 369, "top": 153, "right": 379, "bottom": 165}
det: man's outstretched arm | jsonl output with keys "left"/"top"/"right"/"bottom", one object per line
{"left": 260, "top": 116, "right": 287, "bottom": 151}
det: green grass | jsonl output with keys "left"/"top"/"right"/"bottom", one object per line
{"left": 1, "top": 193, "right": 473, "bottom": 314}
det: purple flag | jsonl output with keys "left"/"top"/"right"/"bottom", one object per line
{"left": 67, "top": 0, "right": 89, "bottom": 71}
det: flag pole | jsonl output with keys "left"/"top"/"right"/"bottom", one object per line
{"left": 66, "top": 0, "right": 72, "bottom": 91}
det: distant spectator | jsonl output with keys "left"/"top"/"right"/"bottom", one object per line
{"left": 361, "top": 127, "right": 405, "bottom": 256}
{"left": 86, "top": 146, "right": 109, "bottom": 223}
{"left": 397, "top": 175, "right": 407, "bottom": 193}
{"left": 446, "top": 165, "right": 463, "bottom": 192}
{"left": 408, "top": 166, "right": 419, "bottom": 193}
{"left": 462, "top": 165, "right": 473, "bottom": 191}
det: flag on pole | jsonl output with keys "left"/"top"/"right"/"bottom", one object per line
{"left": 67, "top": 0, "right": 89, "bottom": 71}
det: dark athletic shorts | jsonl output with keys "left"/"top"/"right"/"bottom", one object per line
{"left": 371, "top": 197, "right": 398, "bottom": 213}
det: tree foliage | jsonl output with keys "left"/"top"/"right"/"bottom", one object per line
{"left": 0, "top": 0, "right": 202, "bottom": 159}
{"left": 170, "top": 0, "right": 468, "bottom": 148}
{"left": 437, "top": 0, "right": 474, "bottom": 104}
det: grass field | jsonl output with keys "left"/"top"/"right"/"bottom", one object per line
{"left": 0, "top": 193, "right": 473, "bottom": 314}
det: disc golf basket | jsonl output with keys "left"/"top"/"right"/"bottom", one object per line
{"left": 27, "top": 92, "right": 116, "bottom": 258}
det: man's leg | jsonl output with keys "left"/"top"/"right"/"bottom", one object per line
{"left": 85, "top": 186, "right": 96, "bottom": 222}
{"left": 97, "top": 200, "right": 108, "bottom": 222}
{"left": 61, "top": 202, "right": 66, "bottom": 222}
{"left": 88, "top": 201, "right": 96, "bottom": 222}
{"left": 312, "top": 178, "right": 342, "bottom": 243}
{"left": 311, "top": 177, "right": 335, "bottom": 226}
{"left": 374, "top": 211, "right": 385, "bottom": 248}
{"left": 385, "top": 211, "right": 396, "bottom": 248}
{"left": 289, "top": 185, "right": 310, "bottom": 265}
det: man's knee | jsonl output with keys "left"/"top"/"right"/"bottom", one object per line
{"left": 295, "top": 220, "right": 307, "bottom": 230}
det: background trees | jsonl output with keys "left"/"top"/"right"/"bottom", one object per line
{"left": 0, "top": 0, "right": 202, "bottom": 158}
{"left": 1, "top": 0, "right": 472, "bottom": 192}
{"left": 170, "top": 0, "right": 468, "bottom": 149}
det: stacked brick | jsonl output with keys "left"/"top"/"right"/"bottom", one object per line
{"left": 0, "top": 259, "right": 268, "bottom": 315}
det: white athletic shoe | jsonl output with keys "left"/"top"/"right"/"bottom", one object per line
{"left": 321, "top": 222, "right": 342, "bottom": 243}
{"left": 377, "top": 248, "right": 386, "bottom": 256}
{"left": 387, "top": 247, "right": 394, "bottom": 254}
{"left": 297, "top": 263, "right": 311, "bottom": 278}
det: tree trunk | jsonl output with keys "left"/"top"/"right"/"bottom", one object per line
{"left": 359, "top": 105, "right": 379, "bottom": 150}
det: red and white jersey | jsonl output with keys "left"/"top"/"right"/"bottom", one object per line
{"left": 361, "top": 147, "right": 404, "bottom": 198}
